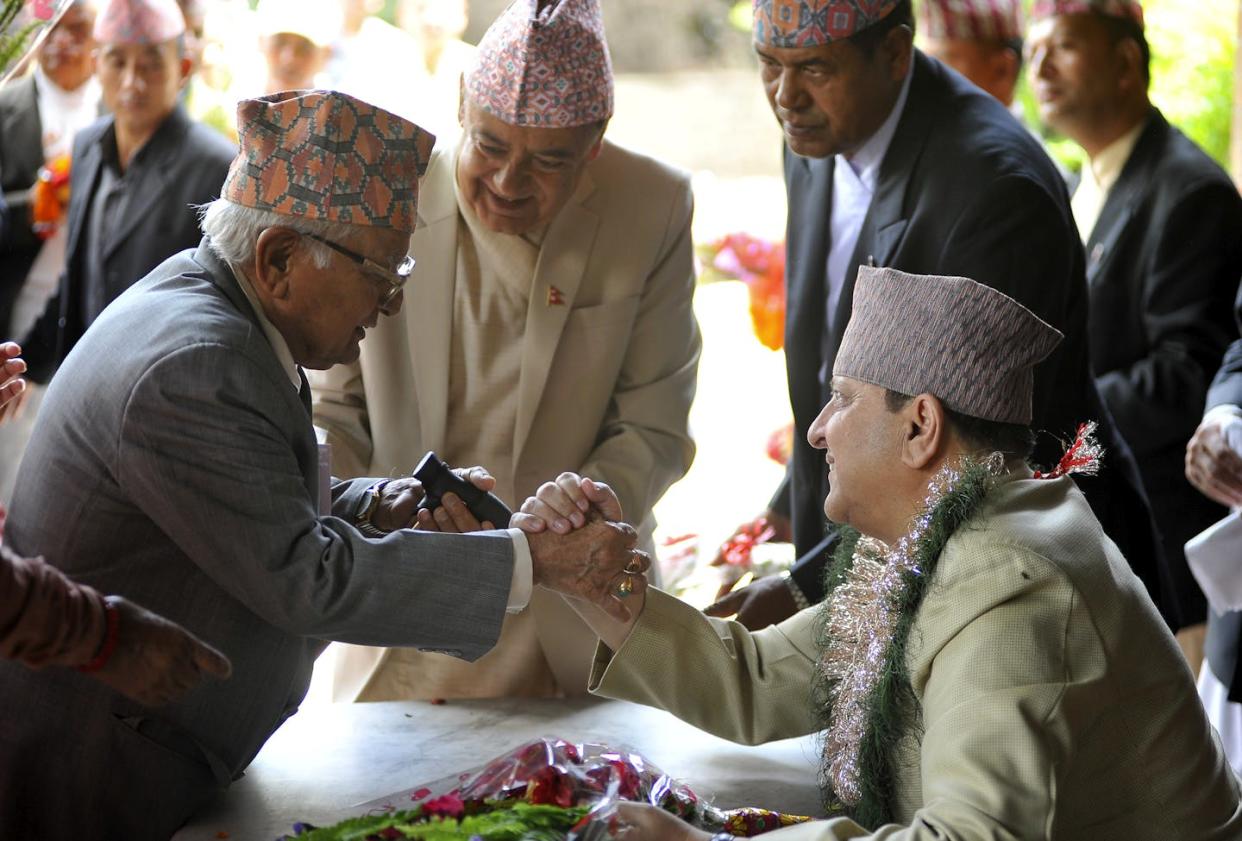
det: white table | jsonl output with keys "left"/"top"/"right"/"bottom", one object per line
{"left": 175, "top": 697, "right": 824, "bottom": 840}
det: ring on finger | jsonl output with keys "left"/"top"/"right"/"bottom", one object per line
{"left": 614, "top": 575, "right": 635, "bottom": 598}
{"left": 624, "top": 554, "right": 646, "bottom": 575}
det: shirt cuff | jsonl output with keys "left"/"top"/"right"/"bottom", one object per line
{"left": 505, "top": 528, "right": 533, "bottom": 614}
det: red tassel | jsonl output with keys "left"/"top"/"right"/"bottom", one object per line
{"left": 1034, "top": 421, "right": 1103, "bottom": 480}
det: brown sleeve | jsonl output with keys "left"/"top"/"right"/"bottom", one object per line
{"left": 0, "top": 544, "right": 108, "bottom": 667}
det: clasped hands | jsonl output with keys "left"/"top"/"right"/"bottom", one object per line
{"left": 375, "top": 468, "right": 650, "bottom": 623}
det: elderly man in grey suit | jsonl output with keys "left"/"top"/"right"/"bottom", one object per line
{"left": 0, "top": 90, "right": 647, "bottom": 841}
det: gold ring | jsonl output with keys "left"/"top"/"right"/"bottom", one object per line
{"left": 614, "top": 575, "right": 635, "bottom": 598}
{"left": 624, "top": 556, "right": 644, "bottom": 575}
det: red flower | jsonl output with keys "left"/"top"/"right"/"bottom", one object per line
{"left": 421, "top": 794, "right": 465, "bottom": 818}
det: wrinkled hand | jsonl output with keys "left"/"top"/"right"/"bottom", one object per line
{"left": 512, "top": 472, "right": 624, "bottom": 534}
{"left": 92, "top": 597, "right": 232, "bottom": 706}
{"left": 613, "top": 803, "right": 709, "bottom": 841}
{"left": 374, "top": 467, "right": 499, "bottom": 533}
{"left": 526, "top": 511, "right": 645, "bottom": 623}
{"left": 1186, "top": 407, "right": 1242, "bottom": 509}
{"left": 703, "top": 573, "right": 797, "bottom": 630}
{"left": 0, "top": 342, "right": 29, "bottom": 426}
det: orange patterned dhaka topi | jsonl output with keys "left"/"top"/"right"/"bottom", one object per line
{"left": 222, "top": 90, "right": 436, "bottom": 235}
{"left": 752, "top": 0, "right": 899, "bottom": 47}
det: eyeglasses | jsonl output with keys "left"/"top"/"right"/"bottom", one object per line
{"left": 301, "top": 233, "right": 415, "bottom": 311}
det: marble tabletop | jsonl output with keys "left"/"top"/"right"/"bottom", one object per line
{"left": 174, "top": 696, "right": 824, "bottom": 840}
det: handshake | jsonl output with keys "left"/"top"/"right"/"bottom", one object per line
{"left": 368, "top": 463, "right": 648, "bottom": 623}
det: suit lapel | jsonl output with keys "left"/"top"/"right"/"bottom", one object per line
{"left": 407, "top": 149, "right": 459, "bottom": 454}
{"left": 785, "top": 150, "right": 833, "bottom": 420}
{"left": 511, "top": 169, "right": 600, "bottom": 463}
{"left": 64, "top": 123, "right": 104, "bottom": 266}
{"left": 1085, "top": 110, "right": 1162, "bottom": 284}
{"left": 102, "top": 110, "right": 191, "bottom": 261}
{"left": 1, "top": 78, "right": 43, "bottom": 187}
{"left": 833, "top": 54, "right": 931, "bottom": 349}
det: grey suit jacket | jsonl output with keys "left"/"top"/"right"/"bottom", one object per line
{"left": 0, "top": 241, "right": 516, "bottom": 840}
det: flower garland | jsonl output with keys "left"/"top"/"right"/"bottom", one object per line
{"left": 811, "top": 454, "right": 1004, "bottom": 827}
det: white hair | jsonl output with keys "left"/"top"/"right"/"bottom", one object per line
{"left": 197, "top": 199, "right": 361, "bottom": 270}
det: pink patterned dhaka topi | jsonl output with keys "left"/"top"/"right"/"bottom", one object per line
{"left": 1030, "top": 0, "right": 1144, "bottom": 27}
{"left": 465, "top": 0, "right": 614, "bottom": 128}
{"left": 918, "top": 0, "right": 1024, "bottom": 42}
{"left": 93, "top": 0, "right": 185, "bottom": 45}
{"left": 752, "top": 0, "right": 899, "bottom": 48}
{"left": 222, "top": 90, "right": 435, "bottom": 235}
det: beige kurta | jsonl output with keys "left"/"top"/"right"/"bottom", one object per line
{"left": 311, "top": 136, "right": 701, "bottom": 701}
{"left": 591, "top": 476, "right": 1242, "bottom": 839}
{"left": 361, "top": 167, "right": 556, "bottom": 700}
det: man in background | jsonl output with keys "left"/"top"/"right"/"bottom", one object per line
{"left": 1028, "top": 0, "right": 1242, "bottom": 670}
{"left": 917, "top": 0, "right": 1024, "bottom": 107}
{"left": 0, "top": 0, "right": 101, "bottom": 498}
{"left": 20, "top": 0, "right": 235, "bottom": 383}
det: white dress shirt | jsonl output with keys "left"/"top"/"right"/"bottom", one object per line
{"left": 820, "top": 63, "right": 913, "bottom": 385}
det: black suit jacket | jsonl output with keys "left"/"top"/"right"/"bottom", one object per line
{"left": 1084, "top": 108, "right": 1242, "bottom": 626}
{"left": 1204, "top": 285, "right": 1242, "bottom": 700}
{"left": 0, "top": 76, "right": 45, "bottom": 335}
{"left": 21, "top": 105, "right": 235, "bottom": 381}
{"left": 781, "top": 53, "right": 1168, "bottom": 623}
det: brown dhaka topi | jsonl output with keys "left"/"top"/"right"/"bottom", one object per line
{"left": 833, "top": 266, "right": 1064, "bottom": 425}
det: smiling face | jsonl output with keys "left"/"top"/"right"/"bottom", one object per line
{"left": 455, "top": 98, "right": 604, "bottom": 236}
{"left": 754, "top": 31, "right": 910, "bottom": 160}
{"left": 806, "top": 377, "right": 913, "bottom": 542}
{"left": 256, "top": 225, "right": 411, "bottom": 370}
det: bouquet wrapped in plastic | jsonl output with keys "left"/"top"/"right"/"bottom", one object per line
{"left": 286, "top": 737, "right": 812, "bottom": 841}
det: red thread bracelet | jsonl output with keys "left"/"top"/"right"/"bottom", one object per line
{"left": 78, "top": 601, "right": 120, "bottom": 673}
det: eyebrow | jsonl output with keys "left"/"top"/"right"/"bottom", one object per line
{"left": 753, "top": 46, "right": 830, "bottom": 71}
{"left": 477, "top": 129, "right": 576, "bottom": 161}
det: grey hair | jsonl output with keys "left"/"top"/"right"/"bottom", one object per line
{"left": 197, "top": 199, "right": 360, "bottom": 270}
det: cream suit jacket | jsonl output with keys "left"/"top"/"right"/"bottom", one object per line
{"left": 311, "top": 137, "right": 701, "bottom": 699}
{"left": 591, "top": 476, "right": 1242, "bottom": 840}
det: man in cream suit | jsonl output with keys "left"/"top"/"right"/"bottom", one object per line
{"left": 519, "top": 267, "right": 1242, "bottom": 840}
{"left": 312, "top": 0, "right": 700, "bottom": 701}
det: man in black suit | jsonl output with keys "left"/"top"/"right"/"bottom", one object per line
{"left": 0, "top": 0, "right": 99, "bottom": 340}
{"left": 20, "top": 0, "right": 235, "bottom": 383}
{"left": 709, "top": 0, "right": 1168, "bottom": 629}
{"left": 1028, "top": 0, "right": 1242, "bottom": 659}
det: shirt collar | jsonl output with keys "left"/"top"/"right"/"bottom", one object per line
{"left": 1083, "top": 118, "right": 1146, "bottom": 196}
{"left": 33, "top": 64, "right": 98, "bottom": 109}
{"left": 229, "top": 262, "right": 303, "bottom": 391}
{"left": 842, "top": 59, "right": 914, "bottom": 191}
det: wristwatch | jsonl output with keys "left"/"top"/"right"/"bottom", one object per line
{"left": 355, "top": 479, "right": 391, "bottom": 537}
{"left": 781, "top": 569, "right": 812, "bottom": 611}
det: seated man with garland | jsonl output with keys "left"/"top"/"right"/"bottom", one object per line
{"left": 515, "top": 266, "right": 1242, "bottom": 840}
